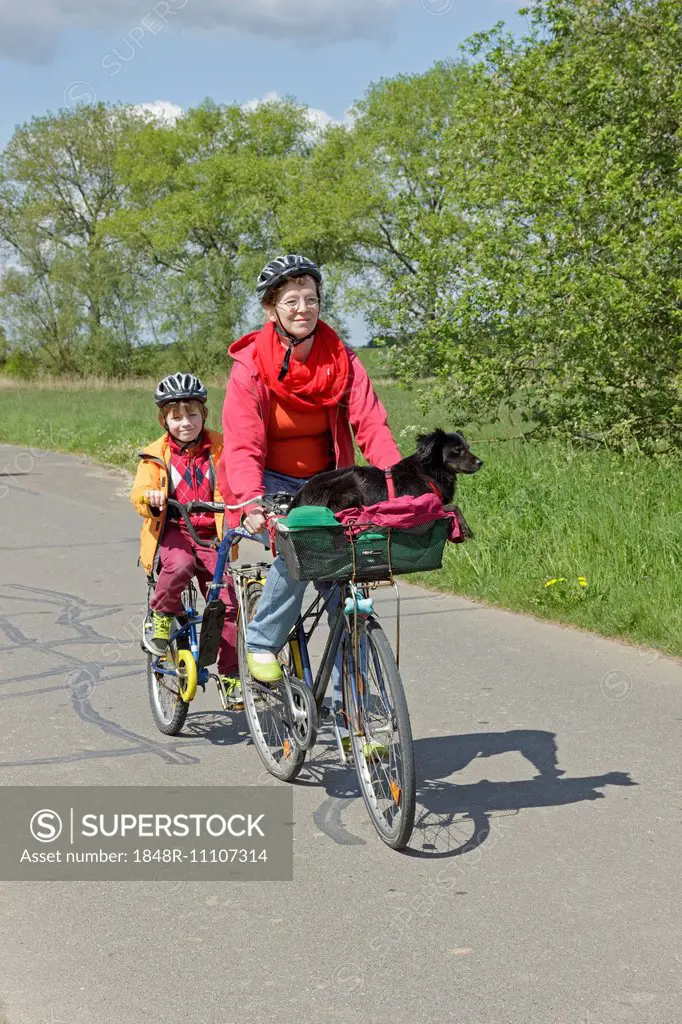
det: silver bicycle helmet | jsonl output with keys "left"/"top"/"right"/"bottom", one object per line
{"left": 154, "top": 372, "right": 207, "bottom": 407}
{"left": 256, "top": 254, "right": 322, "bottom": 302}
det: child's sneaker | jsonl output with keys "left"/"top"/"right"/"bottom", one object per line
{"left": 340, "top": 736, "right": 389, "bottom": 761}
{"left": 219, "top": 675, "right": 244, "bottom": 710}
{"left": 143, "top": 612, "right": 173, "bottom": 656}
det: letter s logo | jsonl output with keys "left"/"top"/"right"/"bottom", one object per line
{"left": 30, "top": 809, "right": 63, "bottom": 843}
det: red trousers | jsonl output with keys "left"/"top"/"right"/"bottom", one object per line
{"left": 150, "top": 522, "right": 238, "bottom": 675}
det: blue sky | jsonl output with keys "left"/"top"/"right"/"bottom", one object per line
{"left": 0, "top": 0, "right": 528, "bottom": 343}
{"left": 0, "top": 0, "right": 528, "bottom": 144}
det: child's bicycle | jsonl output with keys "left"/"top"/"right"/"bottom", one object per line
{"left": 142, "top": 498, "right": 252, "bottom": 735}
{"left": 142, "top": 497, "right": 316, "bottom": 744}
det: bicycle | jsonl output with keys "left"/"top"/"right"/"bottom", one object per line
{"left": 142, "top": 497, "right": 252, "bottom": 735}
{"left": 144, "top": 492, "right": 455, "bottom": 851}
{"left": 142, "top": 497, "right": 316, "bottom": 748}
{"left": 236, "top": 494, "right": 419, "bottom": 851}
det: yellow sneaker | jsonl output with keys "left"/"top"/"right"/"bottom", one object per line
{"left": 143, "top": 612, "right": 173, "bottom": 656}
{"left": 219, "top": 676, "right": 244, "bottom": 709}
{"left": 341, "top": 736, "right": 389, "bottom": 761}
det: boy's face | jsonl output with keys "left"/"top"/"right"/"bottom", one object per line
{"left": 163, "top": 401, "right": 205, "bottom": 444}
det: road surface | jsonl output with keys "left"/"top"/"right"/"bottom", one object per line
{"left": 0, "top": 443, "right": 680, "bottom": 1024}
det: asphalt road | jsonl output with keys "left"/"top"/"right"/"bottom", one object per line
{"left": 0, "top": 443, "right": 680, "bottom": 1024}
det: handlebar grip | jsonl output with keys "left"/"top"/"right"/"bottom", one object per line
{"left": 152, "top": 497, "right": 218, "bottom": 548}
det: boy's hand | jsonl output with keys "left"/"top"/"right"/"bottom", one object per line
{"left": 243, "top": 508, "right": 266, "bottom": 535}
{"left": 144, "top": 490, "right": 166, "bottom": 510}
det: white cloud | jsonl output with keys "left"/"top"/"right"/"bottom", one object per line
{"left": 0, "top": 0, "right": 407, "bottom": 63}
{"left": 243, "top": 91, "right": 338, "bottom": 136}
{"left": 132, "top": 100, "right": 184, "bottom": 124}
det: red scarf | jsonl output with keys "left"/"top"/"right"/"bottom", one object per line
{"left": 253, "top": 319, "right": 350, "bottom": 411}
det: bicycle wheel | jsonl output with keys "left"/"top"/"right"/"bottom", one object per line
{"left": 147, "top": 620, "right": 191, "bottom": 736}
{"left": 238, "top": 580, "right": 306, "bottom": 782}
{"left": 342, "top": 618, "right": 416, "bottom": 850}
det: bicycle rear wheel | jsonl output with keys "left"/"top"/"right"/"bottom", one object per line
{"left": 147, "top": 620, "right": 191, "bottom": 736}
{"left": 342, "top": 618, "right": 416, "bottom": 850}
{"left": 238, "top": 580, "right": 306, "bottom": 782}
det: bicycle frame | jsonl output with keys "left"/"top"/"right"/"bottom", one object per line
{"left": 150, "top": 524, "right": 243, "bottom": 689}
{"left": 282, "top": 582, "right": 383, "bottom": 760}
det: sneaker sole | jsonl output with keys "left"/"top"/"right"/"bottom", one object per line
{"left": 141, "top": 638, "right": 170, "bottom": 657}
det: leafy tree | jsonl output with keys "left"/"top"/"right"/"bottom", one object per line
{"left": 0, "top": 103, "right": 145, "bottom": 375}
{"left": 282, "top": 62, "right": 476, "bottom": 364}
{"left": 399, "top": 0, "right": 682, "bottom": 450}
{"left": 109, "top": 99, "right": 319, "bottom": 368}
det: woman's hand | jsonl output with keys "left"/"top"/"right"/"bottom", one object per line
{"left": 145, "top": 489, "right": 166, "bottom": 510}
{"left": 243, "top": 508, "right": 266, "bottom": 535}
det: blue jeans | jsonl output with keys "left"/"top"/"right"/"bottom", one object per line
{"left": 246, "top": 470, "right": 343, "bottom": 708}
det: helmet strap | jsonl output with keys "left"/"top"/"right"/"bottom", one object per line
{"left": 274, "top": 314, "right": 317, "bottom": 380}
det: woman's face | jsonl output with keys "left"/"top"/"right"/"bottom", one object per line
{"left": 266, "top": 275, "right": 320, "bottom": 342}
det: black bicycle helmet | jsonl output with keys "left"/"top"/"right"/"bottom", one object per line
{"left": 154, "top": 372, "right": 207, "bottom": 407}
{"left": 256, "top": 254, "right": 322, "bottom": 302}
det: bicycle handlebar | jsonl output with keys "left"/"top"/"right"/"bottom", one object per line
{"left": 141, "top": 494, "right": 294, "bottom": 548}
{"left": 163, "top": 497, "right": 283, "bottom": 548}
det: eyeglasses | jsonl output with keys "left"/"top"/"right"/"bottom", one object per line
{"left": 277, "top": 297, "right": 320, "bottom": 312}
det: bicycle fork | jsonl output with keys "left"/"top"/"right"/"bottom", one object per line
{"left": 335, "top": 586, "right": 376, "bottom": 763}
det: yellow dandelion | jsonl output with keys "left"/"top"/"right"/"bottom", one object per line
{"left": 577, "top": 576, "right": 588, "bottom": 588}
{"left": 544, "top": 577, "right": 567, "bottom": 587}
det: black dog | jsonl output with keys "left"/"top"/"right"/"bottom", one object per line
{"left": 289, "top": 429, "right": 483, "bottom": 513}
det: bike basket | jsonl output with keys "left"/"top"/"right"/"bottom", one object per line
{"left": 275, "top": 516, "right": 451, "bottom": 583}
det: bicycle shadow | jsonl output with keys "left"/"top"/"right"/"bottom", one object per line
{"left": 180, "top": 708, "right": 252, "bottom": 746}
{"left": 301, "top": 728, "right": 635, "bottom": 853}
{"left": 405, "top": 730, "right": 636, "bottom": 858}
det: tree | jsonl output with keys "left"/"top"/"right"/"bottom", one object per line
{"left": 109, "top": 99, "right": 319, "bottom": 370}
{"left": 401, "top": 0, "right": 682, "bottom": 450}
{"left": 281, "top": 62, "right": 477, "bottom": 367}
{"left": 0, "top": 103, "right": 145, "bottom": 375}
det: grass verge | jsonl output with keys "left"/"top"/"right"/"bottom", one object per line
{"left": 1, "top": 380, "right": 680, "bottom": 657}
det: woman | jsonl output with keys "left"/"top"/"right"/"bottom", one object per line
{"left": 218, "top": 253, "right": 401, "bottom": 684}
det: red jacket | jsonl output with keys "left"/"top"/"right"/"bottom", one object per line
{"left": 218, "top": 327, "right": 402, "bottom": 527}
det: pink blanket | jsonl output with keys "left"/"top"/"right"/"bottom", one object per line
{"left": 334, "top": 493, "right": 471, "bottom": 543}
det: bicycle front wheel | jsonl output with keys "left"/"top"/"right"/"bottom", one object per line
{"left": 147, "top": 621, "right": 191, "bottom": 736}
{"left": 342, "top": 618, "right": 416, "bottom": 850}
{"left": 238, "top": 580, "right": 306, "bottom": 782}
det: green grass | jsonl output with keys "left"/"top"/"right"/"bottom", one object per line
{"left": 1, "top": 378, "right": 680, "bottom": 657}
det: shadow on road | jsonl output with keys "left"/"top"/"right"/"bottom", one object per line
{"left": 298, "top": 728, "right": 636, "bottom": 855}
{"left": 403, "top": 730, "right": 636, "bottom": 858}
{"left": 180, "top": 709, "right": 251, "bottom": 746}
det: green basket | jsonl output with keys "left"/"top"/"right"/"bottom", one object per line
{"left": 275, "top": 515, "right": 451, "bottom": 583}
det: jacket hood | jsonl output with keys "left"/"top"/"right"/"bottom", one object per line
{"left": 228, "top": 331, "right": 259, "bottom": 361}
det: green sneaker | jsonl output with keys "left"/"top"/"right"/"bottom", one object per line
{"left": 144, "top": 612, "right": 173, "bottom": 656}
{"left": 246, "top": 652, "right": 283, "bottom": 684}
{"left": 219, "top": 675, "right": 244, "bottom": 710}
{"left": 340, "top": 736, "right": 389, "bottom": 761}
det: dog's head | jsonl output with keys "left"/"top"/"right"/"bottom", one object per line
{"left": 415, "top": 429, "right": 483, "bottom": 476}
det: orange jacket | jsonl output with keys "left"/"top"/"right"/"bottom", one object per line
{"left": 130, "top": 430, "right": 225, "bottom": 574}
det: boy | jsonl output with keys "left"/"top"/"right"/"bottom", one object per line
{"left": 130, "top": 372, "right": 241, "bottom": 705}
